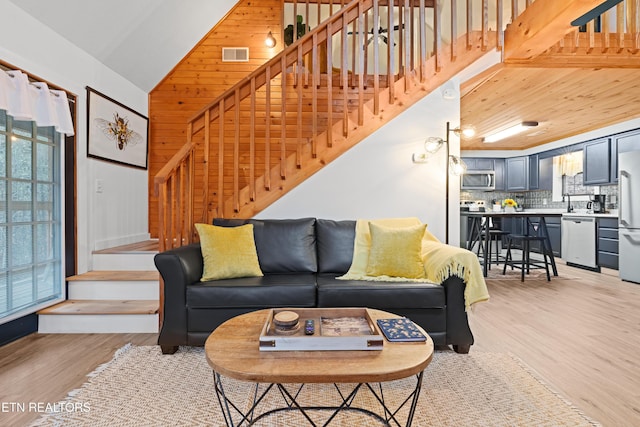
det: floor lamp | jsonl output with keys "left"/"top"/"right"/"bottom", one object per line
{"left": 412, "top": 122, "right": 474, "bottom": 244}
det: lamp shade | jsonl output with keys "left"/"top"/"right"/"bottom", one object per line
{"left": 424, "top": 137, "right": 444, "bottom": 154}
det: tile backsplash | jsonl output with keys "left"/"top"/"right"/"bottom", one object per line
{"left": 462, "top": 184, "right": 618, "bottom": 211}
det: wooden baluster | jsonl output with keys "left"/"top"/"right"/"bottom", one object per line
{"left": 187, "top": 148, "right": 195, "bottom": 241}
{"left": 312, "top": 32, "right": 318, "bottom": 158}
{"left": 297, "top": 44, "right": 303, "bottom": 167}
{"left": 418, "top": 0, "right": 426, "bottom": 82}
{"left": 265, "top": 66, "right": 272, "bottom": 190}
{"left": 602, "top": 9, "right": 610, "bottom": 53}
{"left": 387, "top": 1, "right": 395, "bottom": 103}
{"left": 467, "top": 0, "right": 473, "bottom": 50}
{"left": 451, "top": 0, "right": 458, "bottom": 61}
{"left": 363, "top": 8, "right": 369, "bottom": 89}
{"left": 617, "top": 2, "right": 624, "bottom": 53}
{"left": 373, "top": 0, "right": 380, "bottom": 113}
{"left": 630, "top": 0, "right": 640, "bottom": 52}
{"left": 403, "top": 0, "right": 411, "bottom": 90}
{"left": 482, "top": 0, "right": 488, "bottom": 51}
{"left": 497, "top": 0, "right": 503, "bottom": 50}
{"left": 249, "top": 78, "right": 256, "bottom": 201}
{"left": 233, "top": 89, "right": 240, "bottom": 213}
{"left": 342, "top": 14, "right": 349, "bottom": 136}
{"left": 281, "top": 55, "right": 287, "bottom": 179}
{"left": 358, "top": 0, "right": 364, "bottom": 125}
{"left": 217, "top": 98, "right": 225, "bottom": 217}
{"left": 351, "top": 10, "right": 357, "bottom": 87}
{"left": 511, "top": 0, "right": 518, "bottom": 22}
{"left": 178, "top": 161, "right": 185, "bottom": 245}
{"left": 170, "top": 173, "right": 177, "bottom": 248}
{"left": 434, "top": 0, "right": 442, "bottom": 72}
{"left": 305, "top": 0, "right": 310, "bottom": 87}
{"left": 588, "top": 20, "right": 595, "bottom": 53}
{"left": 327, "top": 21, "right": 334, "bottom": 147}
{"left": 398, "top": 0, "right": 404, "bottom": 78}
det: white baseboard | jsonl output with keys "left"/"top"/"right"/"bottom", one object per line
{"left": 94, "top": 233, "right": 151, "bottom": 251}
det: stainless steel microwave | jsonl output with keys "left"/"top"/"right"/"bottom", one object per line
{"left": 461, "top": 170, "right": 495, "bottom": 190}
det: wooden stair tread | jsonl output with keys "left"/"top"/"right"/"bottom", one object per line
{"left": 93, "top": 240, "right": 159, "bottom": 254}
{"left": 67, "top": 271, "right": 159, "bottom": 281}
{"left": 37, "top": 300, "right": 158, "bottom": 315}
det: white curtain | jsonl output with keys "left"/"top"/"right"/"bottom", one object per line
{"left": 0, "top": 69, "right": 74, "bottom": 136}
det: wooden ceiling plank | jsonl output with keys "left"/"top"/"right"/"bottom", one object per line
{"left": 503, "top": 0, "right": 606, "bottom": 61}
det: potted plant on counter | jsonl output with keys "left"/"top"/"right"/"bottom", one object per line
{"left": 502, "top": 198, "right": 518, "bottom": 213}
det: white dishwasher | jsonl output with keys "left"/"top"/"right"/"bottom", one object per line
{"left": 561, "top": 216, "right": 597, "bottom": 269}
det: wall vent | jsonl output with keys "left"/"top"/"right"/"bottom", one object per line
{"left": 222, "top": 47, "right": 249, "bottom": 62}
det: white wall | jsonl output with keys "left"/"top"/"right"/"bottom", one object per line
{"left": 259, "top": 87, "right": 459, "bottom": 243}
{"left": 1, "top": 0, "right": 149, "bottom": 273}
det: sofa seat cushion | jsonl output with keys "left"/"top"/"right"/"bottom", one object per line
{"left": 187, "top": 273, "right": 317, "bottom": 309}
{"left": 316, "top": 274, "right": 444, "bottom": 309}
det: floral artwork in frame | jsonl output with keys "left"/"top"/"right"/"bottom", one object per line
{"left": 86, "top": 86, "right": 149, "bottom": 169}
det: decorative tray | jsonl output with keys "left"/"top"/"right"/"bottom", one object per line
{"left": 259, "top": 307, "right": 384, "bottom": 351}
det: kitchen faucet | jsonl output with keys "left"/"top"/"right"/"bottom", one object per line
{"left": 563, "top": 193, "right": 573, "bottom": 213}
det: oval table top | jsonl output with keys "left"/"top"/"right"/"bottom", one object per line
{"left": 205, "top": 308, "right": 434, "bottom": 384}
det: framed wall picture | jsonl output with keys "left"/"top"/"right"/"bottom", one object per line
{"left": 86, "top": 86, "right": 149, "bottom": 169}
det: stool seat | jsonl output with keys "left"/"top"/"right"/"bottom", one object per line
{"left": 502, "top": 234, "right": 551, "bottom": 282}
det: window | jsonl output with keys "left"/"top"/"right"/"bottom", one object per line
{"left": 0, "top": 109, "right": 63, "bottom": 321}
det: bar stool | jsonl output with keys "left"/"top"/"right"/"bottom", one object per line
{"left": 476, "top": 229, "right": 510, "bottom": 269}
{"left": 502, "top": 235, "right": 551, "bottom": 282}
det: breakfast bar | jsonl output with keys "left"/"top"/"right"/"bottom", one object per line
{"left": 461, "top": 211, "right": 563, "bottom": 277}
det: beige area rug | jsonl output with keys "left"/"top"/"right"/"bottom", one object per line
{"left": 30, "top": 345, "right": 599, "bottom": 427}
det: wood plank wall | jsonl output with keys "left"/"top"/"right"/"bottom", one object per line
{"left": 148, "top": 0, "right": 283, "bottom": 238}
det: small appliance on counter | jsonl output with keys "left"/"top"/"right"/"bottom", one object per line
{"left": 587, "top": 195, "right": 606, "bottom": 213}
{"left": 460, "top": 200, "right": 486, "bottom": 212}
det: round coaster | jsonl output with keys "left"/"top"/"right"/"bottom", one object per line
{"left": 274, "top": 311, "right": 299, "bottom": 327}
{"left": 274, "top": 323, "right": 300, "bottom": 335}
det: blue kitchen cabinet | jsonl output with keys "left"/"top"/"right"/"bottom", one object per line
{"left": 583, "top": 138, "right": 611, "bottom": 185}
{"left": 506, "top": 156, "right": 529, "bottom": 191}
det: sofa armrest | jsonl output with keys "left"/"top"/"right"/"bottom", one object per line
{"left": 154, "top": 243, "right": 203, "bottom": 350}
{"left": 441, "top": 275, "right": 474, "bottom": 352}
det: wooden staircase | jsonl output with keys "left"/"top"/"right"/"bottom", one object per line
{"left": 153, "top": 0, "right": 528, "bottom": 252}
{"left": 37, "top": 242, "right": 159, "bottom": 333}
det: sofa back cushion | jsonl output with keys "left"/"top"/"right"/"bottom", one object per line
{"left": 316, "top": 219, "right": 356, "bottom": 274}
{"left": 213, "top": 218, "right": 317, "bottom": 273}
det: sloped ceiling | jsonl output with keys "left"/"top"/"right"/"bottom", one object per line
{"left": 8, "top": 0, "right": 238, "bottom": 92}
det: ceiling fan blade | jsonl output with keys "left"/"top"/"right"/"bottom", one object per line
{"left": 571, "top": 0, "right": 623, "bottom": 27}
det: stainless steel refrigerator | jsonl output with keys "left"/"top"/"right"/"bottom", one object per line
{"left": 619, "top": 150, "right": 640, "bottom": 284}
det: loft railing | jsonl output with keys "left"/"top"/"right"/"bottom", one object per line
{"left": 155, "top": 0, "right": 536, "bottom": 252}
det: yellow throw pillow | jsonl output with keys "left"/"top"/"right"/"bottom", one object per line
{"left": 365, "top": 222, "right": 427, "bottom": 279}
{"left": 195, "top": 223, "right": 263, "bottom": 281}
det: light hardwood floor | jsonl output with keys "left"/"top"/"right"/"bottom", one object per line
{"left": 1, "top": 262, "right": 639, "bottom": 426}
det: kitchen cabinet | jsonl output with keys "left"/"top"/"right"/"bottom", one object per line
{"left": 505, "top": 156, "right": 529, "bottom": 191}
{"left": 494, "top": 158, "right": 505, "bottom": 190}
{"left": 612, "top": 128, "right": 640, "bottom": 183}
{"left": 528, "top": 154, "right": 540, "bottom": 190}
{"left": 583, "top": 138, "right": 611, "bottom": 185}
{"left": 538, "top": 157, "right": 553, "bottom": 191}
{"left": 597, "top": 217, "right": 619, "bottom": 270}
{"left": 462, "top": 158, "right": 494, "bottom": 170}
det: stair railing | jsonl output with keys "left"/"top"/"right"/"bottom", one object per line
{"left": 155, "top": 0, "right": 533, "bottom": 252}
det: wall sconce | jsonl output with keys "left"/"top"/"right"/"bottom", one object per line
{"left": 412, "top": 122, "right": 475, "bottom": 243}
{"left": 265, "top": 31, "right": 277, "bottom": 48}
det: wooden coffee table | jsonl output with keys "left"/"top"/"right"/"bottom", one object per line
{"left": 205, "top": 308, "right": 433, "bottom": 426}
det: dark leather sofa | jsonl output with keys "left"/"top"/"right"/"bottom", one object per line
{"left": 154, "top": 218, "right": 474, "bottom": 355}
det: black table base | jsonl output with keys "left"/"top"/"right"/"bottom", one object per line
{"left": 212, "top": 370, "right": 424, "bottom": 427}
